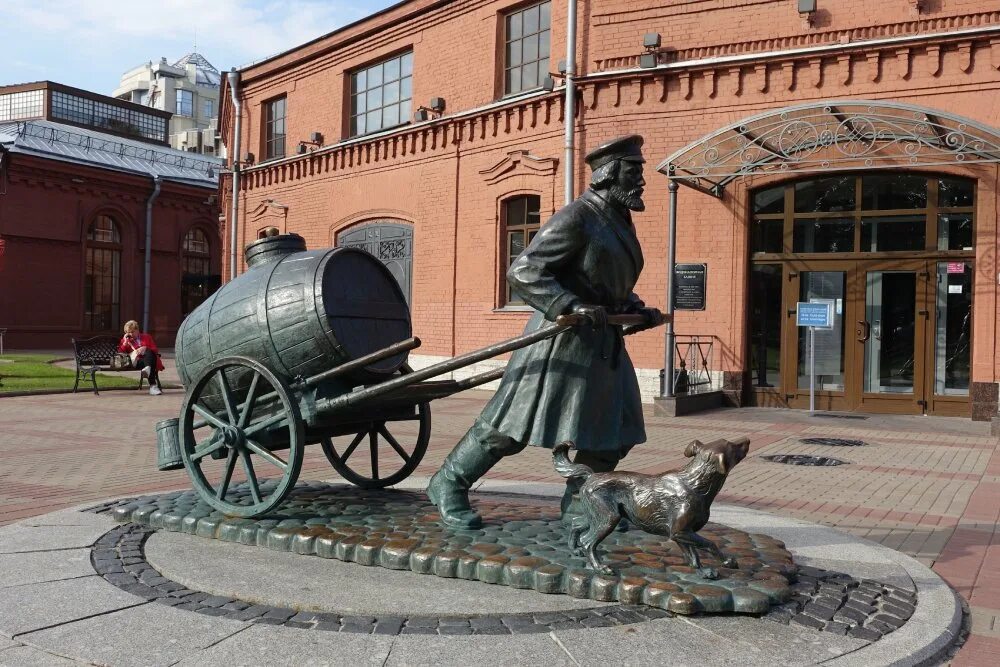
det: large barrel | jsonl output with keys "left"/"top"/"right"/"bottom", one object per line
{"left": 175, "top": 233, "right": 411, "bottom": 387}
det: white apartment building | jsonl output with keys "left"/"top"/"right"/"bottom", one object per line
{"left": 113, "top": 53, "right": 221, "bottom": 155}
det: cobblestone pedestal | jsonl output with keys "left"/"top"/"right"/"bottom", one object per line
{"left": 102, "top": 482, "right": 795, "bottom": 615}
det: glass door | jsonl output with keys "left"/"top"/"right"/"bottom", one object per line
{"left": 783, "top": 262, "right": 858, "bottom": 412}
{"left": 926, "top": 261, "right": 973, "bottom": 416}
{"left": 856, "top": 261, "right": 930, "bottom": 413}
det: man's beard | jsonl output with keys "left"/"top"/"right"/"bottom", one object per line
{"left": 610, "top": 184, "right": 645, "bottom": 211}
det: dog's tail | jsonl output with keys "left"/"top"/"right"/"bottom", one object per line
{"left": 552, "top": 441, "right": 593, "bottom": 480}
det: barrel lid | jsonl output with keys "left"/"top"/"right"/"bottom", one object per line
{"left": 245, "top": 233, "right": 307, "bottom": 268}
{"left": 321, "top": 247, "right": 411, "bottom": 376}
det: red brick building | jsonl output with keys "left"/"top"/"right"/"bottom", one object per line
{"left": 0, "top": 82, "right": 222, "bottom": 349}
{"left": 219, "top": 0, "right": 1000, "bottom": 421}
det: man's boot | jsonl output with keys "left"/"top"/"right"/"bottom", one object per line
{"left": 427, "top": 421, "right": 524, "bottom": 529}
{"left": 560, "top": 449, "right": 622, "bottom": 527}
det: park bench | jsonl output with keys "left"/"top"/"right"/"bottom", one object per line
{"left": 71, "top": 335, "right": 151, "bottom": 394}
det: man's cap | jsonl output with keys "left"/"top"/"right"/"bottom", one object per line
{"left": 584, "top": 135, "right": 645, "bottom": 171}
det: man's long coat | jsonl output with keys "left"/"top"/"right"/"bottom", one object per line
{"left": 478, "top": 188, "right": 647, "bottom": 452}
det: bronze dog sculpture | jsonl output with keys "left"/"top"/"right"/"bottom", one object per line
{"left": 553, "top": 437, "right": 750, "bottom": 578}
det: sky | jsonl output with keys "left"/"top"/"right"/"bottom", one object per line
{"left": 0, "top": 0, "right": 399, "bottom": 93}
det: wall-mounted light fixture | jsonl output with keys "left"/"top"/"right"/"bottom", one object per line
{"left": 242, "top": 152, "right": 255, "bottom": 166}
{"left": 639, "top": 33, "right": 662, "bottom": 69}
{"left": 413, "top": 97, "right": 446, "bottom": 122}
{"left": 542, "top": 60, "right": 572, "bottom": 92}
{"left": 296, "top": 131, "right": 325, "bottom": 155}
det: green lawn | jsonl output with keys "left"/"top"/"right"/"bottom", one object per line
{"left": 0, "top": 354, "right": 139, "bottom": 393}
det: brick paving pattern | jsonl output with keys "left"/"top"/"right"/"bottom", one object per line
{"left": 1, "top": 376, "right": 997, "bottom": 664}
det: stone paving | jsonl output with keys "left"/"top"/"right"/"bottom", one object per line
{"left": 100, "top": 483, "right": 796, "bottom": 615}
{"left": 1, "top": 350, "right": 998, "bottom": 664}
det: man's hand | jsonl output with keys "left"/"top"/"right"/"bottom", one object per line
{"left": 636, "top": 307, "right": 663, "bottom": 326}
{"left": 571, "top": 303, "right": 608, "bottom": 329}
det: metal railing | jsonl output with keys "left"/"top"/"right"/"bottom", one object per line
{"left": 669, "top": 334, "right": 716, "bottom": 394}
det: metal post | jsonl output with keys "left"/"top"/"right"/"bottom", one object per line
{"left": 563, "top": 0, "right": 577, "bottom": 205}
{"left": 809, "top": 326, "right": 816, "bottom": 414}
{"left": 663, "top": 180, "right": 679, "bottom": 397}
{"left": 142, "top": 177, "right": 161, "bottom": 333}
{"left": 226, "top": 69, "right": 242, "bottom": 281}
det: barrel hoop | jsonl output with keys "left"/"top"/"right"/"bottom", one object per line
{"left": 260, "top": 252, "right": 293, "bottom": 377}
{"left": 309, "top": 250, "right": 350, "bottom": 368}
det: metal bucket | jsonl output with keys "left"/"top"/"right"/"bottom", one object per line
{"left": 155, "top": 418, "right": 183, "bottom": 471}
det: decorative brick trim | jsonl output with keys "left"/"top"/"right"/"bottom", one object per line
{"left": 593, "top": 12, "right": 1000, "bottom": 71}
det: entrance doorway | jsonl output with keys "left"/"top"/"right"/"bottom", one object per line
{"left": 781, "top": 259, "right": 973, "bottom": 414}
{"left": 749, "top": 174, "right": 975, "bottom": 416}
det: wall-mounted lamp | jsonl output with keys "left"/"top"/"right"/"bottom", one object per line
{"left": 296, "top": 131, "right": 325, "bottom": 155}
{"left": 242, "top": 152, "right": 255, "bottom": 166}
{"left": 542, "top": 60, "right": 573, "bottom": 92}
{"left": 798, "top": 0, "right": 817, "bottom": 27}
{"left": 413, "top": 97, "right": 446, "bottom": 122}
{"left": 639, "top": 33, "right": 662, "bottom": 68}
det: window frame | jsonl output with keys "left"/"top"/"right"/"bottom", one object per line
{"left": 749, "top": 172, "right": 976, "bottom": 260}
{"left": 499, "top": 194, "right": 542, "bottom": 307}
{"left": 84, "top": 215, "right": 122, "bottom": 333}
{"left": 263, "top": 95, "right": 287, "bottom": 160}
{"left": 181, "top": 227, "right": 213, "bottom": 316}
{"left": 175, "top": 89, "right": 194, "bottom": 117}
{"left": 502, "top": 0, "right": 551, "bottom": 97}
{"left": 348, "top": 50, "right": 414, "bottom": 138}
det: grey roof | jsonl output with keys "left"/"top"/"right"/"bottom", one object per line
{"left": 173, "top": 52, "right": 222, "bottom": 86}
{"left": 0, "top": 119, "right": 220, "bottom": 187}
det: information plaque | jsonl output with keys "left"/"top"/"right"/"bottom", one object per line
{"left": 673, "top": 263, "right": 707, "bottom": 311}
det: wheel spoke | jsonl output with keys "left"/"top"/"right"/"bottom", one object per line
{"left": 245, "top": 438, "right": 288, "bottom": 470}
{"left": 243, "top": 411, "right": 289, "bottom": 438}
{"left": 192, "top": 403, "right": 229, "bottom": 430}
{"left": 190, "top": 434, "right": 225, "bottom": 462}
{"left": 238, "top": 372, "right": 261, "bottom": 428}
{"left": 240, "top": 449, "right": 263, "bottom": 504}
{"left": 217, "top": 449, "right": 238, "bottom": 500}
{"left": 377, "top": 424, "right": 411, "bottom": 463}
{"left": 369, "top": 430, "right": 379, "bottom": 481}
{"left": 215, "top": 368, "right": 238, "bottom": 425}
{"left": 340, "top": 431, "right": 366, "bottom": 462}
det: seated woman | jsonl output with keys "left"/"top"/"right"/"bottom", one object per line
{"left": 119, "top": 320, "right": 165, "bottom": 395}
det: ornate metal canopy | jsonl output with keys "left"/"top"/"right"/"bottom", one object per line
{"left": 656, "top": 100, "right": 1000, "bottom": 197}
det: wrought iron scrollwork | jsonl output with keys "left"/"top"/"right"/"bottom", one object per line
{"left": 660, "top": 101, "right": 1000, "bottom": 195}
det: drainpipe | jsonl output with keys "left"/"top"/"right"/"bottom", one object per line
{"left": 226, "top": 69, "right": 242, "bottom": 281}
{"left": 143, "top": 176, "right": 162, "bottom": 333}
{"left": 563, "top": 0, "right": 577, "bottom": 205}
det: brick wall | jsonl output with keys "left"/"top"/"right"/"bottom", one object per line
{"left": 0, "top": 155, "right": 220, "bottom": 349}
{"left": 220, "top": 0, "right": 1000, "bottom": 403}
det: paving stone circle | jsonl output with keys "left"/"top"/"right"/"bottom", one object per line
{"left": 86, "top": 515, "right": 913, "bottom": 641}
{"left": 762, "top": 565, "right": 917, "bottom": 641}
{"left": 800, "top": 438, "right": 867, "bottom": 447}
{"left": 96, "top": 482, "right": 796, "bottom": 615}
{"left": 90, "top": 523, "right": 671, "bottom": 635}
{"left": 760, "top": 454, "right": 850, "bottom": 466}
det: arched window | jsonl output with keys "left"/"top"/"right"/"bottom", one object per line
{"left": 500, "top": 194, "right": 541, "bottom": 306}
{"left": 84, "top": 215, "right": 121, "bottom": 332}
{"left": 336, "top": 221, "right": 413, "bottom": 304}
{"left": 181, "top": 228, "right": 213, "bottom": 316}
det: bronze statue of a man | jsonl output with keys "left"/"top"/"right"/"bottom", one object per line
{"left": 427, "top": 135, "right": 659, "bottom": 529}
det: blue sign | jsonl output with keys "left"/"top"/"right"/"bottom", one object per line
{"left": 796, "top": 301, "right": 834, "bottom": 329}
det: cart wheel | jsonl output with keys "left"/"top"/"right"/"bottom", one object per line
{"left": 322, "top": 401, "right": 430, "bottom": 489}
{"left": 180, "top": 356, "right": 303, "bottom": 517}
